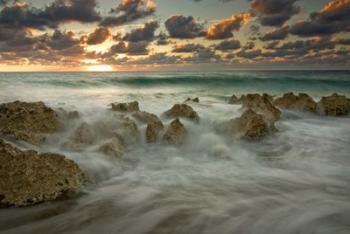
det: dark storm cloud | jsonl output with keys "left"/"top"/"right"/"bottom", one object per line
{"left": 44, "top": 30, "right": 81, "bottom": 50}
{"left": 172, "top": 43, "right": 205, "bottom": 53}
{"left": 100, "top": 0, "right": 156, "bottom": 27}
{"left": 213, "top": 39, "right": 241, "bottom": 51}
{"left": 108, "top": 41, "right": 150, "bottom": 56}
{"left": 251, "top": 0, "right": 300, "bottom": 27}
{"left": 165, "top": 15, "right": 206, "bottom": 39}
{"left": 260, "top": 26, "right": 289, "bottom": 41}
{"left": 83, "top": 27, "right": 111, "bottom": 45}
{"left": 289, "top": 0, "right": 350, "bottom": 37}
{"left": 156, "top": 32, "right": 169, "bottom": 45}
{"left": 206, "top": 13, "right": 250, "bottom": 40}
{"left": 122, "top": 20, "right": 158, "bottom": 42}
{"left": 0, "top": 0, "right": 101, "bottom": 30}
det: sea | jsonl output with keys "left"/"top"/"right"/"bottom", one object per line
{"left": 0, "top": 71, "right": 350, "bottom": 234}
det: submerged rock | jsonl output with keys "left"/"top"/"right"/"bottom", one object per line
{"left": 72, "top": 122, "right": 95, "bottom": 145}
{"left": 115, "top": 117, "right": 140, "bottom": 145}
{"left": 98, "top": 137, "right": 124, "bottom": 158}
{"left": 132, "top": 111, "right": 164, "bottom": 143}
{"left": 111, "top": 101, "right": 140, "bottom": 112}
{"left": 163, "top": 119, "right": 186, "bottom": 145}
{"left": 240, "top": 94, "right": 281, "bottom": 125}
{"left": 185, "top": 97, "right": 200, "bottom": 103}
{"left": 317, "top": 93, "right": 349, "bottom": 116}
{"left": 228, "top": 94, "right": 240, "bottom": 104}
{"left": 0, "top": 101, "right": 59, "bottom": 145}
{"left": 226, "top": 109, "right": 269, "bottom": 140}
{"left": 0, "top": 140, "right": 84, "bottom": 207}
{"left": 163, "top": 104, "right": 200, "bottom": 122}
{"left": 274, "top": 92, "right": 317, "bottom": 112}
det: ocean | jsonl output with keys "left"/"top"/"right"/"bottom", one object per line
{"left": 0, "top": 71, "right": 350, "bottom": 234}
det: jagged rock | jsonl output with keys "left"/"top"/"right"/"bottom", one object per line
{"left": 186, "top": 97, "right": 200, "bottom": 103}
{"left": 0, "top": 140, "right": 84, "bottom": 207}
{"left": 228, "top": 94, "right": 240, "bottom": 104}
{"left": 57, "top": 108, "right": 80, "bottom": 119}
{"left": 263, "top": 93, "right": 274, "bottom": 102}
{"left": 111, "top": 101, "right": 139, "bottom": 112}
{"left": 317, "top": 93, "right": 349, "bottom": 116}
{"left": 72, "top": 122, "right": 95, "bottom": 145}
{"left": 163, "top": 104, "right": 200, "bottom": 122}
{"left": 240, "top": 94, "right": 281, "bottom": 125}
{"left": 227, "top": 109, "right": 269, "bottom": 140}
{"left": 132, "top": 111, "right": 164, "bottom": 143}
{"left": 115, "top": 117, "right": 140, "bottom": 145}
{"left": 0, "top": 101, "right": 59, "bottom": 145}
{"left": 98, "top": 138, "right": 124, "bottom": 158}
{"left": 274, "top": 92, "right": 317, "bottom": 112}
{"left": 163, "top": 119, "right": 186, "bottom": 145}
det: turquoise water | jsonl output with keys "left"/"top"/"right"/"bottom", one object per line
{"left": 0, "top": 71, "right": 350, "bottom": 234}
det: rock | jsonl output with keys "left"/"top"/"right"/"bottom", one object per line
{"left": 227, "top": 109, "right": 269, "bottom": 140}
{"left": 228, "top": 94, "right": 240, "bottom": 104}
{"left": 98, "top": 138, "right": 124, "bottom": 158}
{"left": 132, "top": 111, "right": 164, "bottom": 143}
{"left": 186, "top": 97, "right": 200, "bottom": 103}
{"left": 57, "top": 108, "right": 80, "bottom": 119}
{"left": 317, "top": 93, "right": 349, "bottom": 116}
{"left": 163, "top": 104, "right": 200, "bottom": 122}
{"left": 0, "top": 101, "right": 59, "bottom": 145}
{"left": 0, "top": 139, "right": 84, "bottom": 207}
{"left": 163, "top": 119, "right": 186, "bottom": 145}
{"left": 72, "top": 122, "right": 95, "bottom": 145}
{"left": 263, "top": 93, "right": 274, "bottom": 102}
{"left": 274, "top": 92, "right": 317, "bottom": 112}
{"left": 111, "top": 101, "right": 139, "bottom": 112}
{"left": 240, "top": 94, "right": 281, "bottom": 125}
{"left": 115, "top": 117, "right": 140, "bottom": 145}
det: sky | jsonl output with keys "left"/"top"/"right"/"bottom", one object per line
{"left": 0, "top": 0, "right": 349, "bottom": 71}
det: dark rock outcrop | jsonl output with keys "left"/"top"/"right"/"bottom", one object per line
{"left": 274, "top": 92, "right": 317, "bottom": 112}
{"left": 228, "top": 94, "right": 240, "bottom": 104}
{"left": 163, "top": 104, "right": 200, "bottom": 122}
{"left": 0, "top": 101, "right": 59, "bottom": 145}
{"left": 0, "top": 140, "right": 84, "bottom": 207}
{"left": 132, "top": 111, "right": 164, "bottom": 143}
{"left": 317, "top": 93, "right": 349, "bottom": 116}
{"left": 162, "top": 119, "right": 186, "bottom": 145}
{"left": 98, "top": 138, "right": 124, "bottom": 158}
{"left": 226, "top": 109, "right": 269, "bottom": 140}
{"left": 111, "top": 101, "right": 140, "bottom": 112}
{"left": 186, "top": 97, "right": 200, "bottom": 103}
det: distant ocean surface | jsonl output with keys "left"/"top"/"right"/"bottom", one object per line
{"left": 1, "top": 71, "right": 350, "bottom": 234}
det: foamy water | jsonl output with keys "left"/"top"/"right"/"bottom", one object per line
{"left": 0, "top": 71, "right": 350, "bottom": 234}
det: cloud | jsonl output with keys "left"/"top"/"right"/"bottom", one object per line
{"left": 251, "top": 0, "right": 300, "bottom": 27}
{"left": 206, "top": 13, "right": 250, "bottom": 40}
{"left": 108, "top": 41, "right": 150, "bottom": 56}
{"left": 172, "top": 43, "right": 205, "bottom": 53}
{"left": 289, "top": 0, "right": 350, "bottom": 37}
{"left": 260, "top": 26, "right": 289, "bottom": 41}
{"left": 213, "top": 39, "right": 241, "bottom": 51}
{"left": 100, "top": 0, "right": 156, "bottom": 27}
{"left": 82, "top": 27, "right": 111, "bottom": 45}
{"left": 165, "top": 15, "right": 205, "bottom": 39}
{"left": 122, "top": 20, "right": 158, "bottom": 42}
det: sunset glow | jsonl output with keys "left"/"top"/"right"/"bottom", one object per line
{"left": 86, "top": 65, "right": 114, "bottom": 72}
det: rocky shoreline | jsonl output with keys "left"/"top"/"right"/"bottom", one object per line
{"left": 0, "top": 93, "right": 349, "bottom": 208}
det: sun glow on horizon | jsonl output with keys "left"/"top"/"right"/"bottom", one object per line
{"left": 86, "top": 65, "right": 114, "bottom": 72}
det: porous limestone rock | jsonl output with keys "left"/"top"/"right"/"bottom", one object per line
{"left": 317, "top": 93, "right": 349, "bottom": 116}
{"left": 0, "top": 140, "right": 84, "bottom": 207}
{"left": 111, "top": 101, "right": 140, "bottom": 112}
{"left": 98, "top": 137, "right": 124, "bottom": 158}
{"left": 163, "top": 104, "right": 200, "bottom": 122}
{"left": 163, "top": 119, "right": 186, "bottom": 145}
{"left": 274, "top": 92, "right": 317, "bottom": 112}
{"left": 0, "top": 101, "right": 59, "bottom": 145}
{"left": 132, "top": 111, "right": 164, "bottom": 143}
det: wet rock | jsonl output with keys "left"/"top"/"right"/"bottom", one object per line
{"left": 115, "top": 117, "right": 140, "bottom": 145}
{"left": 163, "top": 104, "right": 200, "bottom": 122}
{"left": 163, "top": 119, "right": 186, "bottom": 145}
{"left": 274, "top": 92, "right": 317, "bottom": 112}
{"left": 72, "top": 122, "right": 95, "bottom": 145}
{"left": 132, "top": 111, "right": 163, "bottom": 126}
{"left": 0, "top": 101, "right": 59, "bottom": 145}
{"left": 317, "top": 93, "right": 350, "bottom": 116}
{"left": 186, "top": 97, "right": 200, "bottom": 103}
{"left": 98, "top": 138, "right": 124, "bottom": 158}
{"left": 57, "top": 108, "right": 80, "bottom": 119}
{"left": 227, "top": 109, "right": 269, "bottom": 140}
{"left": 240, "top": 94, "right": 281, "bottom": 125}
{"left": 263, "top": 93, "right": 274, "bottom": 102}
{"left": 0, "top": 139, "right": 84, "bottom": 207}
{"left": 111, "top": 101, "right": 140, "bottom": 112}
{"left": 132, "top": 111, "right": 164, "bottom": 143}
{"left": 228, "top": 94, "right": 240, "bottom": 104}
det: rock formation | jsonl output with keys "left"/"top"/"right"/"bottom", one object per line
{"left": 0, "top": 139, "right": 84, "bottom": 207}
{"left": 163, "top": 104, "right": 200, "bottom": 122}
{"left": 274, "top": 92, "right": 317, "bottom": 112}
{"left": 0, "top": 101, "right": 59, "bottom": 145}
{"left": 186, "top": 97, "right": 200, "bottom": 103}
{"left": 132, "top": 111, "right": 164, "bottom": 143}
{"left": 111, "top": 101, "right": 140, "bottom": 112}
{"left": 98, "top": 137, "right": 124, "bottom": 158}
{"left": 228, "top": 94, "right": 240, "bottom": 104}
{"left": 317, "top": 93, "right": 349, "bottom": 116}
{"left": 163, "top": 119, "right": 186, "bottom": 145}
